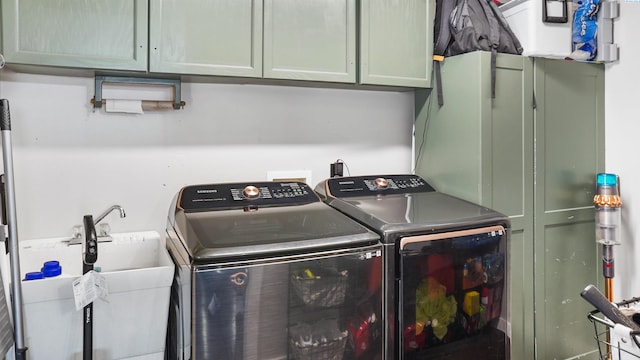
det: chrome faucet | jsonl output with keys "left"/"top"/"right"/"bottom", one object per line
{"left": 69, "top": 205, "right": 126, "bottom": 244}
{"left": 94, "top": 205, "right": 126, "bottom": 225}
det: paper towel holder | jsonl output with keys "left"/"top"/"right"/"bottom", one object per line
{"left": 91, "top": 75, "right": 185, "bottom": 110}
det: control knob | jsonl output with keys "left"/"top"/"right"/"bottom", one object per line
{"left": 243, "top": 185, "right": 260, "bottom": 199}
{"left": 374, "top": 177, "right": 389, "bottom": 189}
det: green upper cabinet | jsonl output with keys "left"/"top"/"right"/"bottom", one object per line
{"left": 360, "top": 0, "right": 432, "bottom": 87}
{"left": 150, "top": 0, "right": 355, "bottom": 82}
{"left": 1, "top": 0, "right": 148, "bottom": 71}
{"left": 1, "top": 0, "right": 431, "bottom": 88}
{"left": 263, "top": 0, "right": 356, "bottom": 83}
{"left": 149, "top": 0, "right": 262, "bottom": 77}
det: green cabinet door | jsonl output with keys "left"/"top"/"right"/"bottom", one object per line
{"left": 415, "top": 53, "right": 605, "bottom": 360}
{"left": 1, "top": 0, "right": 147, "bottom": 71}
{"left": 149, "top": 0, "right": 262, "bottom": 77}
{"left": 414, "top": 51, "right": 535, "bottom": 360}
{"left": 263, "top": 0, "right": 356, "bottom": 83}
{"left": 360, "top": 0, "right": 432, "bottom": 87}
{"left": 533, "top": 58, "right": 604, "bottom": 360}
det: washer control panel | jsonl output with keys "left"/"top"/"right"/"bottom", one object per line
{"left": 179, "top": 181, "right": 317, "bottom": 211}
{"left": 326, "top": 174, "right": 435, "bottom": 198}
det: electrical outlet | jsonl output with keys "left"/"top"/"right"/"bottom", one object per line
{"left": 267, "top": 170, "right": 313, "bottom": 185}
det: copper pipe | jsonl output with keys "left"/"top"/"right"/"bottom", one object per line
{"left": 605, "top": 277, "right": 614, "bottom": 359}
{"left": 605, "top": 278, "right": 614, "bottom": 302}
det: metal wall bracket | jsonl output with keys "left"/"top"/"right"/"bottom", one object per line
{"left": 597, "top": 1, "right": 620, "bottom": 62}
{"left": 92, "top": 76, "right": 184, "bottom": 110}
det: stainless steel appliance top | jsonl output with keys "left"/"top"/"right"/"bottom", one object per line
{"left": 316, "top": 174, "right": 509, "bottom": 242}
{"left": 167, "top": 181, "right": 380, "bottom": 262}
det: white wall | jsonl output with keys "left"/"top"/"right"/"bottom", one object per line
{"left": 0, "top": 69, "right": 414, "bottom": 240}
{"left": 605, "top": 3, "right": 640, "bottom": 300}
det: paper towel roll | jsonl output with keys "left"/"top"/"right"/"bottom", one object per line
{"left": 141, "top": 100, "right": 175, "bottom": 111}
{"left": 105, "top": 99, "right": 144, "bottom": 114}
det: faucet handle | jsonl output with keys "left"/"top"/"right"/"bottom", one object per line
{"left": 98, "top": 223, "right": 110, "bottom": 237}
{"left": 72, "top": 225, "right": 83, "bottom": 239}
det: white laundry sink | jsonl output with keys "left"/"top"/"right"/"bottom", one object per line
{"left": 15, "top": 231, "right": 174, "bottom": 360}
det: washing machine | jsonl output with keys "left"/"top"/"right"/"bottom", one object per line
{"left": 315, "top": 174, "right": 510, "bottom": 360}
{"left": 165, "top": 181, "right": 384, "bottom": 360}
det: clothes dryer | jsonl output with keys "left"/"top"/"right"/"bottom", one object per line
{"left": 166, "top": 181, "right": 384, "bottom": 360}
{"left": 316, "top": 174, "right": 510, "bottom": 360}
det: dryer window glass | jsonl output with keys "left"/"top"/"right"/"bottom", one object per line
{"left": 191, "top": 246, "right": 384, "bottom": 360}
{"left": 398, "top": 226, "right": 508, "bottom": 359}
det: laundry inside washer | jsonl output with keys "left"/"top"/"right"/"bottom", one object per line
{"left": 316, "top": 174, "right": 510, "bottom": 360}
{"left": 166, "top": 181, "right": 384, "bottom": 360}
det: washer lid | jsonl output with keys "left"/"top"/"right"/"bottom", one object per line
{"left": 169, "top": 181, "right": 380, "bottom": 262}
{"left": 318, "top": 175, "right": 508, "bottom": 241}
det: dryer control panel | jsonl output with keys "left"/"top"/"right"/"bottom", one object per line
{"left": 326, "top": 174, "right": 435, "bottom": 198}
{"left": 178, "top": 181, "right": 317, "bottom": 211}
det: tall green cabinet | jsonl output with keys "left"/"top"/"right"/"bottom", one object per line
{"left": 414, "top": 51, "right": 604, "bottom": 360}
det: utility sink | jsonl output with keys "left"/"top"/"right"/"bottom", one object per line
{"left": 16, "top": 231, "right": 174, "bottom": 360}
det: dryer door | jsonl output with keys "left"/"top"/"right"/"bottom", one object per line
{"left": 190, "top": 244, "right": 384, "bottom": 360}
{"left": 398, "top": 225, "right": 508, "bottom": 359}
